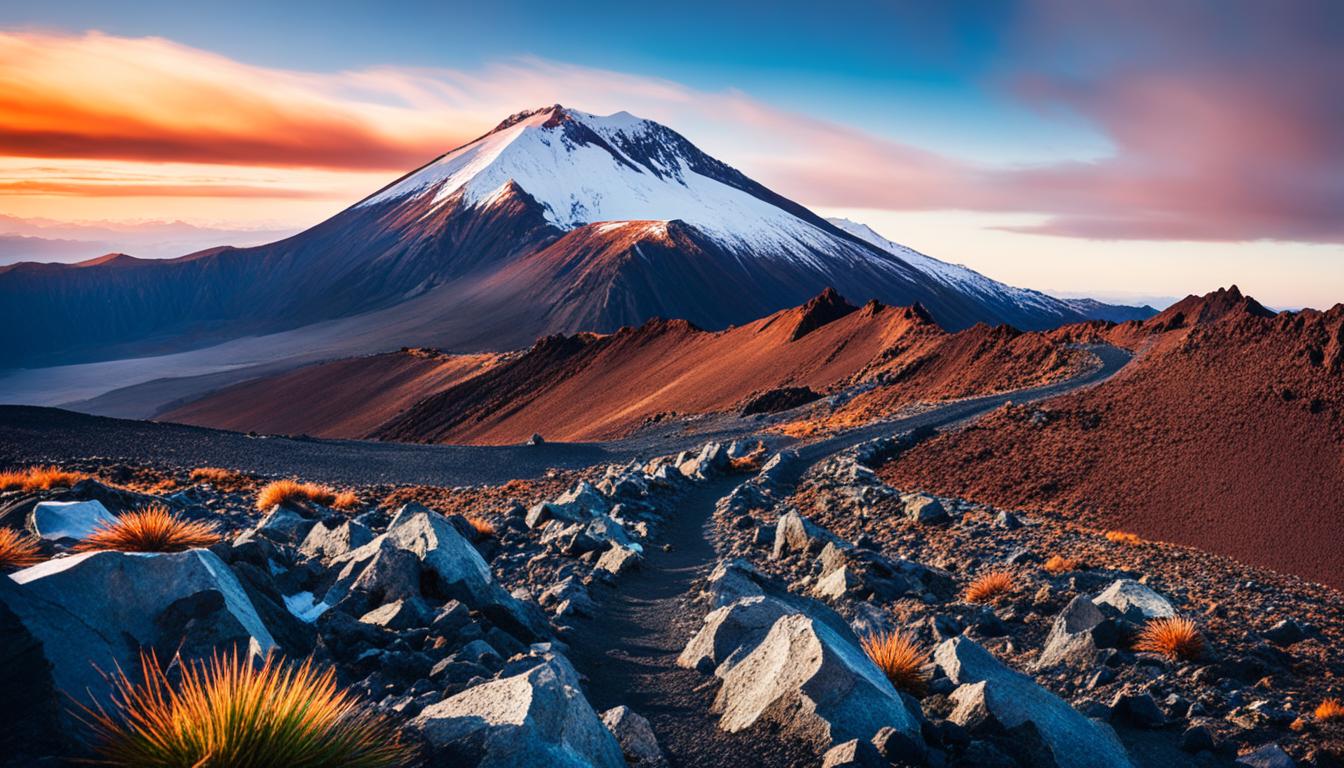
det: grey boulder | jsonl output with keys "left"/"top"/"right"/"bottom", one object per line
{"left": 1033, "top": 595, "right": 1119, "bottom": 671}
{"left": 601, "top": 705, "right": 667, "bottom": 767}
{"left": 30, "top": 499, "right": 115, "bottom": 542}
{"left": 935, "top": 637, "right": 1132, "bottom": 768}
{"left": 713, "top": 613, "right": 924, "bottom": 750}
{"left": 412, "top": 653, "right": 625, "bottom": 768}
{"left": 3, "top": 549, "right": 275, "bottom": 707}
{"left": 1093, "top": 579, "right": 1175, "bottom": 622}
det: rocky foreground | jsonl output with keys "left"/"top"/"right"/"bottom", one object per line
{"left": 1, "top": 437, "right": 1342, "bottom": 767}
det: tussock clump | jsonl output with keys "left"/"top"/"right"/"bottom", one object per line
{"left": 1043, "top": 554, "right": 1083, "bottom": 574}
{"left": 189, "top": 467, "right": 250, "bottom": 491}
{"left": 331, "top": 491, "right": 362, "bottom": 512}
{"left": 0, "top": 528, "right": 42, "bottom": 571}
{"left": 466, "top": 515, "right": 496, "bottom": 539}
{"left": 1133, "top": 616, "right": 1204, "bottom": 661}
{"left": 76, "top": 504, "right": 220, "bottom": 553}
{"left": 80, "top": 649, "right": 412, "bottom": 768}
{"left": 256, "top": 479, "right": 340, "bottom": 511}
{"left": 1316, "top": 698, "right": 1344, "bottom": 722}
{"left": 964, "top": 570, "right": 1015, "bottom": 604}
{"left": 1105, "top": 530, "right": 1143, "bottom": 545}
{"left": 0, "top": 465, "right": 87, "bottom": 493}
{"left": 860, "top": 629, "right": 926, "bottom": 696}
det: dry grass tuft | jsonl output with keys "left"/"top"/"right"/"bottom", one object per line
{"left": 0, "top": 528, "right": 42, "bottom": 571}
{"left": 1104, "top": 530, "right": 1142, "bottom": 545}
{"left": 1133, "top": 616, "right": 1204, "bottom": 661}
{"left": 728, "top": 442, "right": 769, "bottom": 473}
{"left": 861, "top": 629, "right": 927, "bottom": 696}
{"left": 80, "top": 649, "right": 412, "bottom": 768}
{"left": 256, "top": 479, "right": 341, "bottom": 511}
{"left": 1316, "top": 698, "right": 1344, "bottom": 722}
{"left": 331, "top": 491, "right": 362, "bottom": 512}
{"left": 465, "top": 515, "right": 496, "bottom": 539}
{"left": 0, "top": 465, "right": 88, "bottom": 493}
{"left": 964, "top": 570, "right": 1015, "bottom": 603}
{"left": 189, "top": 467, "right": 250, "bottom": 491}
{"left": 76, "top": 504, "right": 220, "bottom": 553}
{"left": 1043, "top": 554, "right": 1083, "bottom": 575}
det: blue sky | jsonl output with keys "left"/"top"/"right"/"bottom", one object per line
{"left": 0, "top": 1, "right": 1340, "bottom": 308}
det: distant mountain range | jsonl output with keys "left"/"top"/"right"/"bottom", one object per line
{"left": 0, "top": 105, "right": 1153, "bottom": 370}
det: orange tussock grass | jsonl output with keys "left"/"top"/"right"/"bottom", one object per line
{"left": 79, "top": 648, "right": 412, "bottom": 768}
{"left": 189, "top": 466, "right": 250, "bottom": 491}
{"left": 728, "top": 442, "right": 768, "bottom": 473}
{"left": 1104, "top": 530, "right": 1142, "bottom": 545}
{"left": 331, "top": 490, "right": 362, "bottom": 512}
{"left": 0, "top": 527, "right": 42, "bottom": 571}
{"left": 1043, "top": 554, "right": 1083, "bottom": 575}
{"left": 76, "top": 504, "right": 221, "bottom": 553}
{"left": 1133, "top": 616, "right": 1204, "bottom": 661}
{"left": 0, "top": 465, "right": 87, "bottom": 493}
{"left": 466, "top": 515, "right": 496, "bottom": 539}
{"left": 256, "top": 479, "right": 340, "bottom": 511}
{"left": 964, "top": 571, "right": 1015, "bottom": 603}
{"left": 861, "top": 629, "right": 927, "bottom": 696}
{"left": 1316, "top": 698, "right": 1344, "bottom": 721}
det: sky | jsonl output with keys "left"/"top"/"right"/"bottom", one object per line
{"left": 0, "top": 0, "right": 1341, "bottom": 309}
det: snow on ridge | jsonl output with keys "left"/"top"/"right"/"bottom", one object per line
{"left": 827, "top": 217, "right": 1072, "bottom": 316}
{"left": 356, "top": 107, "right": 889, "bottom": 269}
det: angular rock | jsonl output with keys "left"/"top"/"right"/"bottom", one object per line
{"left": 678, "top": 595, "right": 792, "bottom": 675}
{"left": 1110, "top": 690, "right": 1166, "bottom": 728}
{"left": 902, "top": 494, "right": 949, "bottom": 525}
{"left": 359, "top": 597, "right": 430, "bottom": 630}
{"left": 300, "top": 519, "right": 373, "bottom": 561}
{"left": 29, "top": 499, "right": 115, "bottom": 542}
{"left": 935, "top": 637, "right": 1133, "bottom": 768}
{"left": 1263, "top": 619, "right": 1307, "bottom": 647}
{"left": 821, "top": 738, "right": 886, "bottom": 768}
{"left": 713, "top": 613, "right": 924, "bottom": 750}
{"left": 678, "top": 442, "right": 729, "bottom": 479}
{"left": 1236, "top": 744, "right": 1295, "bottom": 768}
{"left": 1093, "top": 580, "right": 1175, "bottom": 622}
{"left": 596, "top": 544, "right": 642, "bottom": 576}
{"left": 772, "top": 510, "right": 841, "bottom": 559}
{"left": 241, "top": 504, "right": 318, "bottom": 546}
{"left": 413, "top": 653, "right": 625, "bottom": 768}
{"left": 5, "top": 549, "right": 275, "bottom": 707}
{"left": 1034, "top": 595, "right": 1118, "bottom": 671}
{"left": 601, "top": 706, "right": 667, "bottom": 767}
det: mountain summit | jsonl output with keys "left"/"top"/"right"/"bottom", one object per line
{"left": 0, "top": 105, "right": 1149, "bottom": 373}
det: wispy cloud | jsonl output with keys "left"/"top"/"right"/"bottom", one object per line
{"left": 1, "top": 21, "right": 1340, "bottom": 245}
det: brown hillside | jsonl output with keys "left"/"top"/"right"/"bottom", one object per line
{"left": 373, "top": 289, "right": 1093, "bottom": 445}
{"left": 881, "top": 287, "right": 1344, "bottom": 588}
{"left": 161, "top": 349, "right": 501, "bottom": 438}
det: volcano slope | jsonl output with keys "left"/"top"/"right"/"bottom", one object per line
{"left": 880, "top": 286, "right": 1344, "bottom": 589}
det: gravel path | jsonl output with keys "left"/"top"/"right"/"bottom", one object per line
{"left": 560, "top": 344, "right": 1133, "bottom": 765}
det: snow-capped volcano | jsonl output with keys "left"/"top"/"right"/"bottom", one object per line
{"left": 358, "top": 105, "right": 875, "bottom": 267}
{"left": 0, "top": 104, "right": 1151, "bottom": 373}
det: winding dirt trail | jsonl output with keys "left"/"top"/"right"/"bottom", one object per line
{"left": 563, "top": 345, "right": 1134, "bottom": 765}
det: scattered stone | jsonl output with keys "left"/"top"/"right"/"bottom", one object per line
{"left": 772, "top": 510, "right": 841, "bottom": 559}
{"left": 600, "top": 706, "right": 667, "bottom": 767}
{"left": 821, "top": 738, "right": 887, "bottom": 768}
{"left": 300, "top": 519, "right": 373, "bottom": 561}
{"left": 1236, "top": 743, "right": 1295, "bottom": 768}
{"left": 1034, "top": 595, "right": 1118, "bottom": 671}
{"left": 1263, "top": 619, "right": 1306, "bottom": 647}
{"left": 1110, "top": 690, "right": 1166, "bottom": 728}
{"left": 596, "top": 545, "right": 642, "bottom": 575}
{"left": 902, "top": 494, "right": 949, "bottom": 525}
{"left": 1093, "top": 580, "right": 1176, "bottom": 622}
